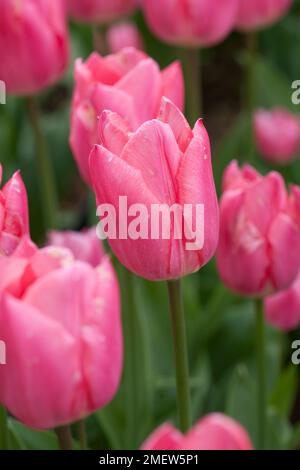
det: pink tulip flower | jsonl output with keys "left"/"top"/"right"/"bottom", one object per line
{"left": 142, "top": 413, "right": 253, "bottom": 450}
{"left": 236, "top": 0, "right": 292, "bottom": 31}
{"left": 48, "top": 227, "right": 104, "bottom": 267}
{"left": 254, "top": 108, "right": 300, "bottom": 165}
{"left": 0, "top": 164, "right": 29, "bottom": 256}
{"left": 142, "top": 0, "right": 238, "bottom": 47}
{"left": 90, "top": 97, "right": 219, "bottom": 281}
{"left": 0, "top": 244, "right": 122, "bottom": 429}
{"left": 217, "top": 161, "right": 300, "bottom": 297}
{"left": 67, "top": 0, "right": 137, "bottom": 24}
{"left": 265, "top": 269, "right": 300, "bottom": 331}
{"left": 70, "top": 47, "right": 184, "bottom": 184}
{"left": 107, "top": 22, "right": 144, "bottom": 54}
{"left": 0, "top": 0, "right": 69, "bottom": 95}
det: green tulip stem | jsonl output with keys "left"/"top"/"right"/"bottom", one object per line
{"left": 255, "top": 298, "right": 267, "bottom": 450}
{"left": 167, "top": 279, "right": 192, "bottom": 433}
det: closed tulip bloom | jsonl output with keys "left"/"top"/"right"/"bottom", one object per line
{"left": 142, "top": 0, "right": 238, "bottom": 47}
{"left": 70, "top": 48, "right": 184, "bottom": 184}
{"left": 236, "top": 0, "right": 292, "bottom": 32}
{"left": 254, "top": 108, "right": 300, "bottom": 165}
{"left": 67, "top": 0, "right": 137, "bottom": 24}
{"left": 0, "top": 0, "right": 69, "bottom": 95}
{"left": 0, "top": 165, "right": 29, "bottom": 256}
{"left": 49, "top": 227, "right": 104, "bottom": 267}
{"left": 265, "top": 269, "right": 300, "bottom": 331}
{"left": 142, "top": 413, "right": 253, "bottom": 450}
{"left": 90, "top": 98, "right": 219, "bottom": 281}
{"left": 217, "top": 161, "right": 300, "bottom": 297}
{"left": 0, "top": 244, "right": 122, "bottom": 429}
{"left": 107, "top": 22, "right": 144, "bottom": 54}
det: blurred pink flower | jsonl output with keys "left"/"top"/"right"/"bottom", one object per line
{"left": 0, "top": 0, "right": 69, "bottom": 95}
{"left": 254, "top": 108, "right": 300, "bottom": 165}
{"left": 265, "top": 269, "right": 300, "bottom": 331}
{"left": 236, "top": 0, "right": 292, "bottom": 31}
{"left": 142, "top": 0, "right": 238, "bottom": 47}
{"left": 70, "top": 47, "right": 184, "bottom": 184}
{"left": 48, "top": 227, "right": 104, "bottom": 267}
{"left": 217, "top": 161, "right": 300, "bottom": 297}
{"left": 0, "top": 244, "right": 123, "bottom": 429}
{"left": 90, "top": 98, "right": 219, "bottom": 281}
{"left": 67, "top": 0, "right": 137, "bottom": 24}
{"left": 0, "top": 165, "right": 30, "bottom": 256}
{"left": 142, "top": 413, "right": 253, "bottom": 450}
{"left": 107, "top": 21, "right": 144, "bottom": 54}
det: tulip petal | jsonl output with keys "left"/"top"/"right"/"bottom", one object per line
{"left": 244, "top": 172, "right": 287, "bottom": 237}
{"left": 268, "top": 214, "right": 300, "bottom": 290}
{"left": 0, "top": 294, "right": 79, "bottom": 429}
{"left": 217, "top": 190, "right": 269, "bottom": 295}
{"left": 83, "top": 53, "right": 122, "bottom": 86}
{"left": 2, "top": 171, "right": 29, "bottom": 236}
{"left": 161, "top": 61, "right": 184, "bottom": 112}
{"left": 181, "top": 413, "right": 253, "bottom": 450}
{"left": 158, "top": 97, "right": 193, "bottom": 152}
{"left": 141, "top": 423, "right": 182, "bottom": 451}
{"left": 121, "top": 120, "right": 182, "bottom": 204}
{"left": 49, "top": 228, "right": 104, "bottom": 267}
{"left": 70, "top": 101, "right": 98, "bottom": 184}
{"left": 116, "top": 58, "right": 162, "bottom": 124}
{"left": 265, "top": 274, "right": 300, "bottom": 331}
{"left": 23, "top": 257, "right": 122, "bottom": 410}
{"left": 98, "top": 110, "right": 131, "bottom": 157}
{"left": 91, "top": 82, "right": 139, "bottom": 130}
{"left": 80, "top": 257, "right": 123, "bottom": 409}
{"left": 90, "top": 145, "right": 174, "bottom": 280}
{"left": 104, "top": 47, "right": 146, "bottom": 77}
{"left": 177, "top": 120, "right": 219, "bottom": 271}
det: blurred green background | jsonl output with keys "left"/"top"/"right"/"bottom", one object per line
{"left": 1, "top": 0, "right": 300, "bottom": 451}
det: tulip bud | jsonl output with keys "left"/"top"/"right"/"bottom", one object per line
{"left": 0, "top": 165, "right": 29, "bottom": 256}
{"left": 70, "top": 48, "right": 184, "bottom": 184}
{"left": 141, "top": 413, "right": 253, "bottom": 450}
{"left": 107, "top": 21, "right": 144, "bottom": 54}
{"left": 48, "top": 227, "right": 104, "bottom": 267}
{"left": 67, "top": 0, "right": 137, "bottom": 24}
{"left": 0, "top": 0, "right": 69, "bottom": 95}
{"left": 217, "top": 161, "right": 300, "bottom": 297}
{"left": 236, "top": 0, "right": 292, "bottom": 32}
{"left": 254, "top": 108, "right": 300, "bottom": 165}
{"left": 142, "top": 0, "right": 238, "bottom": 47}
{"left": 0, "top": 244, "right": 123, "bottom": 429}
{"left": 90, "top": 98, "right": 219, "bottom": 281}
